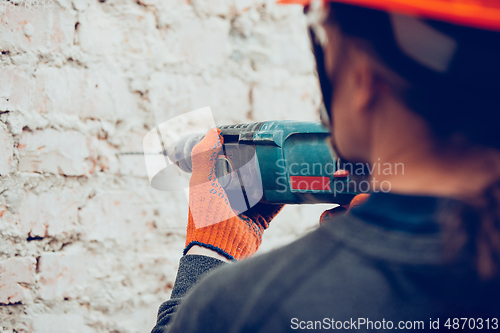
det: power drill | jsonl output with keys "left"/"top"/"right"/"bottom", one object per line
{"left": 166, "top": 121, "right": 359, "bottom": 212}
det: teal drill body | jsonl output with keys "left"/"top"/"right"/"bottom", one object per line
{"left": 220, "top": 120, "right": 356, "bottom": 205}
{"left": 168, "top": 120, "right": 359, "bottom": 212}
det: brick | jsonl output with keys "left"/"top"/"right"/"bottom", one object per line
{"left": 140, "top": 0, "right": 192, "bottom": 33}
{"left": 86, "top": 136, "right": 120, "bottom": 175}
{"left": 191, "top": 0, "right": 232, "bottom": 17}
{"left": 252, "top": 75, "right": 321, "bottom": 121}
{"left": 34, "top": 65, "right": 136, "bottom": 121}
{"left": 79, "top": 189, "right": 187, "bottom": 242}
{"left": 32, "top": 313, "right": 92, "bottom": 333}
{"left": 256, "top": 23, "right": 315, "bottom": 74}
{"left": 136, "top": 0, "right": 188, "bottom": 7}
{"left": 161, "top": 17, "right": 230, "bottom": 67}
{"left": 259, "top": 204, "right": 331, "bottom": 253}
{"left": 0, "top": 123, "right": 13, "bottom": 175}
{"left": 78, "top": 4, "right": 162, "bottom": 67}
{"left": 77, "top": 5, "right": 123, "bottom": 56}
{"left": 79, "top": 190, "right": 151, "bottom": 242}
{"left": 233, "top": 0, "right": 264, "bottom": 13}
{"left": 0, "top": 66, "right": 31, "bottom": 112}
{"left": 109, "top": 306, "right": 161, "bottom": 333}
{"left": 0, "top": 6, "right": 76, "bottom": 53}
{"left": 18, "top": 128, "right": 90, "bottom": 176}
{"left": 118, "top": 131, "right": 149, "bottom": 177}
{"left": 17, "top": 189, "right": 79, "bottom": 238}
{"left": 0, "top": 257, "right": 36, "bottom": 304}
{"left": 72, "top": 0, "right": 90, "bottom": 11}
{"left": 266, "top": 0, "right": 304, "bottom": 20}
{"left": 38, "top": 253, "right": 88, "bottom": 300}
{"left": 231, "top": 6, "right": 314, "bottom": 74}
{"left": 34, "top": 66, "right": 87, "bottom": 117}
{"left": 149, "top": 74, "right": 250, "bottom": 124}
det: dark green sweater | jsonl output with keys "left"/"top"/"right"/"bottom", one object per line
{"left": 152, "top": 193, "right": 499, "bottom": 332}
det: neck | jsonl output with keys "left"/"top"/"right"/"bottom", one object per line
{"left": 367, "top": 99, "right": 500, "bottom": 200}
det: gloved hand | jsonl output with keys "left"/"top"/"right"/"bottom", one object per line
{"left": 184, "top": 128, "right": 284, "bottom": 261}
{"left": 319, "top": 193, "right": 370, "bottom": 225}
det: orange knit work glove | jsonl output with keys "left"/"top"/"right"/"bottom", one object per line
{"left": 319, "top": 193, "right": 370, "bottom": 225}
{"left": 184, "top": 128, "right": 284, "bottom": 261}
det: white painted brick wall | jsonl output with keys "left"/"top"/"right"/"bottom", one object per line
{"left": 18, "top": 129, "right": 91, "bottom": 176}
{"left": 0, "top": 257, "right": 36, "bottom": 305}
{"left": 0, "top": 123, "right": 13, "bottom": 175}
{"left": 0, "top": 0, "right": 331, "bottom": 331}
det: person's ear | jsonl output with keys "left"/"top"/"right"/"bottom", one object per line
{"left": 323, "top": 25, "right": 342, "bottom": 81}
{"left": 351, "top": 52, "right": 378, "bottom": 115}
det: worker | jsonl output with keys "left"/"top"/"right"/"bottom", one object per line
{"left": 152, "top": 0, "right": 500, "bottom": 331}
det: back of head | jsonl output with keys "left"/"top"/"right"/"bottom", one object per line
{"left": 329, "top": 3, "right": 500, "bottom": 149}
{"left": 323, "top": 2, "right": 500, "bottom": 281}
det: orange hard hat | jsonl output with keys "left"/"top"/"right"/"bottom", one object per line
{"left": 277, "top": 0, "right": 500, "bottom": 31}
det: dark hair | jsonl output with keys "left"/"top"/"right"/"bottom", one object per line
{"left": 330, "top": 3, "right": 500, "bottom": 148}
{"left": 328, "top": 4, "right": 500, "bottom": 279}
